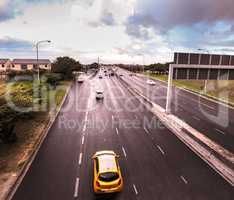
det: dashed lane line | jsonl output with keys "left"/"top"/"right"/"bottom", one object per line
{"left": 122, "top": 147, "right": 127, "bottom": 158}
{"left": 116, "top": 128, "right": 119, "bottom": 135}
{"left": 157, "top": 145, "right": 165, "bottom": 155}
{"left": 180, "top": 175, "right": 188, "bottom": 184}
{"left": 81, "top": 136, "right": 85, "bottom": 145}
{"left": 144, "top": 127, "right": 149, "bottom": 134}
{"left": 78, "top": 153, "right": 83, "bottom": 166}
{"left": 74, "top": 178, "right": 80, "bottom": 198}
{"left": 215, "top": 128, "right": 226, "bottom": 135}
{"left": 133, "top": 184, "right": 138, "bottom": 195}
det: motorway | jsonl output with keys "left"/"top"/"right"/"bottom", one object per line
{"left": 119, "top": 69, "right": 234, "bottom": 153}
{"left": 12, "top": 72, "right": 234, "bottom": 200}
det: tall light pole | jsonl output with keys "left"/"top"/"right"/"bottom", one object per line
{"left": 36, "top": 40, "right": 51, "bottom": 82}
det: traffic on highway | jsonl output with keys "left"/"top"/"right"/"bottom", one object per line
{"left": 11, "top": 67, "right": 234, "bottom": 200}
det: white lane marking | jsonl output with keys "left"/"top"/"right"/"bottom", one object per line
{"left": 112, "top": 115, "right": 114, "bottom": 121}
{"left": 85, "top": 111, "right": 88, "bottom": 122}
{"left": 82, "top": 123, "right": 87, "bottom": 132}
{"left": 200, "top": 102, "right": 215, "bottom": 110}
{"left": 192, "top": 116, "right": 200, "bottom": 121}
{"left": 116, "top": 128, "right": 119, "bottom": 135}
{"left": 180, "top": 176, "right": 188, "bottom": 184}
{"left": 133, "top": 184, "right": 138, "bottom": 195}
{"left": 78, "top": 153, "right": 83, "bottom": 165}
{"left": 157, "top": 145, "right": 165, "bottom": 155}
{"left": 179, "top": 92, "right": 216, "bottom": 111}
{"left": 215, "top": 128, "right": 226, "bottom": 135}
{"left": 74, "top": 178, "right": 80, "bottom": 198}
{"left": 81, "top": 136, "right": 85, "bottom": 145}
{"left": 144, "top": 127, "right": 149, "bottom": 134}
{"left": 122, "top": 147, "right": 127, "bottom": 158}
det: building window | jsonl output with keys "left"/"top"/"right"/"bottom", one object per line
{"left": 21, "top": 64, "right": 27, "bottom": 70}
{"left": 33, "top": 64, "right": 37, "bottom": 69}
{"left": 12, "top": 65, "right": 15, "bottom": 68}
{"left": 2, "top": 64, "right": 5, "bottom": 68}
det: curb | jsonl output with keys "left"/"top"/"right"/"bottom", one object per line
{"left": 117, "top": 74, "right": 234, "bottom": 186}
{"left": 5, "top": 83, "right": 72, "bottom": 200}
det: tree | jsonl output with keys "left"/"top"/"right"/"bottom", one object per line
{"left": 45, "top": 73, "right": 62, "bottom": 87}
{"left": 52, "top": 57, "right": 82, "bottom": 80}
{"left": 89, "top": 62, "right": 99, "bottom": 69}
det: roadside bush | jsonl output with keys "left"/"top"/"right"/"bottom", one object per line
{"left": 0, "top": 81, "right": 39, "bottom": 144}
{"left": 45, "top": 73, "right": 62, "bottom": 87}
{"left": 0, "top": 105, "right": 18, "bottom": 143}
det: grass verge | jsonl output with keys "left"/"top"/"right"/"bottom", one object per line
{"left": 0, "top": 80, "right": 71, "bottom": 199}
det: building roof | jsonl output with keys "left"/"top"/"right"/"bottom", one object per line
{"left": 12, "top": 59, "right": 51, "bottom": 65}
{"left": 0, "top": 59, "right": 10, "bottom": 64}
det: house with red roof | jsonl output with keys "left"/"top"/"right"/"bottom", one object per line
{"left": 11, "top": 59, "right": 51, "bottom": 71}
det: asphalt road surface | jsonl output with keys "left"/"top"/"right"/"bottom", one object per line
{"left": 119, "top": 69, "right": 234, "bottom": 153}
{"left": 12, "top": 73, "right": 234, "bottom": 200}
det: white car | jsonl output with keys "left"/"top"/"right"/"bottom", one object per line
{"left": 96, "top": 90, "right": 104, "bottom": 100}
{"left": 147, "top": 80, "right": 156, "bottom": 85}
{"left": 77, "top": 77, "right": 85, "bottom": 83}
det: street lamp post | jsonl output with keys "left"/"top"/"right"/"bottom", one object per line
{"left": 36, "top": 40, "right": 51, "bottom": 82}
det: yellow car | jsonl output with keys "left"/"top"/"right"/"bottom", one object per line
{"left": 92, "top": 151, "right": 123, "bottom": 194}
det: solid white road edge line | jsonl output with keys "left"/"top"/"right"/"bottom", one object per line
{"left": 81, "top": 136, "right": 85, "bottom": 145}
{"left": 74, "top": 178, "right": 80, "bottom": 198}
{"left": 133, "top": 184, "right": 138, "bottom": 195}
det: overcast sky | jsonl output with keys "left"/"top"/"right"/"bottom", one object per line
{"left": 1, "top": 0, "right": 234, "bottom": 64}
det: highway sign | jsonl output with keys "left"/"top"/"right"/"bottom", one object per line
{"left": 172, "top": 53, "right": 234, "bottom": 80}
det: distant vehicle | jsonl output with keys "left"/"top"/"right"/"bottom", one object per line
{"left": 92, "top": 151, "right": 123, "bottom": 194}
{"left": 110, "top": 72, "right": 114, "bottom": 76}
{"left": 119, "top": 74, "right": 123, "bottom": 77}
{"left": 147, "top": 80, "right": 156, "bottom": 85}
{"left": 96, "top": 90, "right": 104, "bottom": 100}
{"left": 129, "top": 73, "right": 134, "bottom": 76}
{"left": 99, "top": 75, "right": 103, "bottom": 79}
{"left": 77, "top": 77, "right": 85, "bottom": 83}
